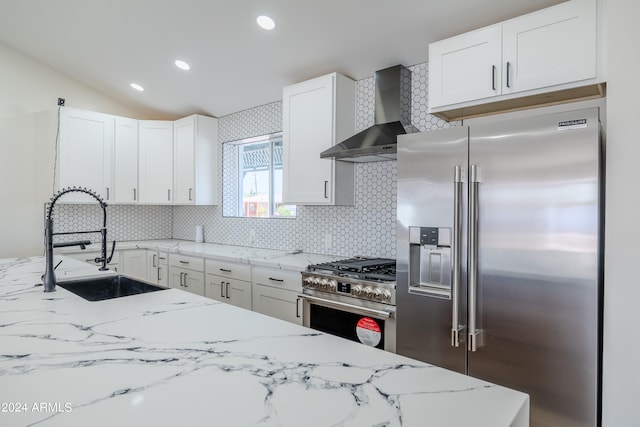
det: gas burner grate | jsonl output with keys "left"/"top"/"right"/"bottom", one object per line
{"left": 307, "top": 257, "right": 396, "bottom": 281}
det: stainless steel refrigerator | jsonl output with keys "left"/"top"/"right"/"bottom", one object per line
{"left": 396, "top": 108, "right": 603, "bottom": 427}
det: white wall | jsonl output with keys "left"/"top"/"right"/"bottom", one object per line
{"left": 0, "top": 42, "right": 143, "bottom": 258}
{"left": 601, "top": 0, "right": 640, "bottom": 425}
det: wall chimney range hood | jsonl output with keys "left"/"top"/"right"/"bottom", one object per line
{"left": 320, "top": 65, "right": 418, "bottom": 162}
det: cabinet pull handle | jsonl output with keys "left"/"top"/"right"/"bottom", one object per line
{"left": 157, "top": 266, "right": 161, "bottom": 282}
{"left": 152, "top": 254, "right": 157, "bottom": 268}
{"left": 506, "top": 61, "right": 511, "bottom": 88}
{"left": 189, "top": 188, "right": 193, "bottom": 201}
{"left": 296, "top": 297, "right": 301, "bottom": 318}
{"left": 491, "top": 65, "right": 496, "bottom": 91}
{"left": 220, "top": 280, "right": 225, "bottom": 298}
{"left": 106, "top": 187, "right": 110, "bottom": 200}
{"left": 324, "top": 181, "right": 328, "bottom": 199}
{"left": 179, "top": 260, "right": 189, "bottom": 265}
{"left": 133, "top": 188, "right": 137, "bottom": 201}
{"left": 183, "top": 272, "right": 188, "bottom": 287}
{"left": 219, "top": 268, "right": 232, "bottom": 273}
{"left": 168, "top": 189, "right": 171, "bottom": 201}
{"left": 226, "top": 282, "right": 230, "bottom": 299}
{"left": 268, "top": 277, "right": 284, "bottom": 282}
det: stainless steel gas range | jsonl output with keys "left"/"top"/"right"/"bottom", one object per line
{"left": 300, "top": 257, "right": 396, "bottom": 352}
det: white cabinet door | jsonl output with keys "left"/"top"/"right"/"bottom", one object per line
{"left": 146, "top": 250, "right": 169, "bottom": 286}
{"left": 173, "top": 116, "right": 196, "bottom": 204}
{"left": 428, "top": 25, "right": 502, "bottom": 108}
{"left": 227, "top": 278, "right": 252, "bottom": 310}
{"left": 114, "top": 117, "right": 139, "bottom": 203}
{"left": 169, "top": 267, "right": 205, "bottom": 296}
{"left": 121, "top": 249, "right": 148, "bottom": 282}
{"left": 205, "top": 275, "right": 226, "bottom": 303}
{"left": 252, "top": 284, "right": 302, "bottom": 325}
{"left": 283, "top": 73, "right": 354, "bottom": 205}
{"left": 58, "top": 107, "right": 114, "bottom": 203}
{"left": 139, "top": 121, "right": 173, "bottom": 204}
{"left": 173, "top": 115, "right": 218, "bottom": 205}
{"left": 206, "top": 275, "right": 252, "bottom": 310}
{"left": 502, "top": 0, "right": 596, "bottom": 94}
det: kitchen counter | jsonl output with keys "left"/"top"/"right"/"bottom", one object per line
{"left": 0, "top": 256, "right": 529, "bottom": 427}
{"left": 56, "top": 239, "right": 343, "bottom": 272}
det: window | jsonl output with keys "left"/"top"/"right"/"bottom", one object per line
{"left": 222, "top": 132, "right": 296, "bottom": 218}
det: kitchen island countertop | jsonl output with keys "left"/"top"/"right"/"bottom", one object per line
{"left": 0, "top": 256, "right": 528, "bottom": 427}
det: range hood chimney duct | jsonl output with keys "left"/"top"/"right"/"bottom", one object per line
{"left": 320, "top": 65, "right": 417, "bottom": 162}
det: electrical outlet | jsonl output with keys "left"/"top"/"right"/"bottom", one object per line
{"left": 57, "top": 98, "right": 65, "bottom": 106}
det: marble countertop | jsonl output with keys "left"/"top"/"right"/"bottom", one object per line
{"left": 0, "top": 257, "right": 529, "bottom": 427}
{"left": 56, "top": 240, "right": 342, "bottom": 272}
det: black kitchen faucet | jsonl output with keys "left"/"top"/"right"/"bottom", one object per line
{"left": 42, "top": 187, "right": 115, "bottom": 292}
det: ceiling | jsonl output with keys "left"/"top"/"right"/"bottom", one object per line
{"left": 0, "top": 0, "right": 563, "bottom": 119}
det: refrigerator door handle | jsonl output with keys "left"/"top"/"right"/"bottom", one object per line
{"left": 451, "top": 165, "right": 465, "bottom": 347}
{"left": 468, "top": 164, "right": 481, "bottom": 352}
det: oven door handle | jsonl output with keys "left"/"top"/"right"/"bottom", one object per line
{"left": 299, "top": 294, "right": 395, "bottom": 319}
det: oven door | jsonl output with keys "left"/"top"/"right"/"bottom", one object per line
{"left": 300, "top": 293, "right": 396, "bottom": 352}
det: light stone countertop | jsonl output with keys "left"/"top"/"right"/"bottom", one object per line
{"left": 0, "top": 256, "right": 529, "bottom": 427}
{"left": 56, "top": 239, "right": 343, "bottom": 272}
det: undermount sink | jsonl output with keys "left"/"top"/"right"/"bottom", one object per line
{"left": 57, "top": 275, "right": 166, "bottom": 301}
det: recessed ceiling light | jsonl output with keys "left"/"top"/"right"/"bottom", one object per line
{"left": 175, "top": 60, "right": 190, "bottom": 70}
{"left": 257, "top": 15, "right": 275, "bottom": 30}
{"left": 130, "top": 83, "right": 144, "bottom": 92}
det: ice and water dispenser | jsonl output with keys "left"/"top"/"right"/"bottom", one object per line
{"left": 408, "top": 227, "right": 452, "bottom": 299}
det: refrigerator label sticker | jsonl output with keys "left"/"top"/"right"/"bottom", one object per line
{"left": 558, "top": 119, "right": 587, "bottom": 130}
{"left": 356, "top": 317, "right": 382, "bottom": 347}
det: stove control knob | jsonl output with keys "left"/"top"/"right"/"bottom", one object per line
{"left": 381, "top": 290, "right": 392, "bottom": 302}
{"left": 373, "top": 289, "right": 383, "bottom": 301}
{"left": 320, "top": 279, "right": 330, "bottom": 290}
{"left": 303, "top": 277, "right": 313, "bottom": 286}
{"left": 363, "top": 287, "right": 373, "bottom": 299}
{"left": 352, "top": 285, "right": 362, "bottom": 297}
{"left": 328, "top": 280, "right": 337, "bottom": 291}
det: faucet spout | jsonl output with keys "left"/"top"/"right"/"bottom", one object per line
{"left": 43, "top": 187, "right": 110, "bottom": 292}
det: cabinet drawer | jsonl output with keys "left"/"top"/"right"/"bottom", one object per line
{"left": 251, "top": 267, "right": 302, "bottom": 293}
{"left": 169, "top": 254, "right": 204, "bottom": 271}
{"left": 205, "top": 259, "right": 251, "bottom": 282}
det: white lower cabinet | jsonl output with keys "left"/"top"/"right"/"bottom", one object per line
{"left": 120, "top": 249, "right": 148, "bottom": 282}
{"left": 146, "top": 250, "right": 169, "bottom": 287}
{"left": 251, "top": 267, "right": 302, "bottom": 325}
{"left": 205, "top": 260, "right": 252, "bottom": 310}
{"left": 169, "top": 254, "right": 205, "bottom": 296}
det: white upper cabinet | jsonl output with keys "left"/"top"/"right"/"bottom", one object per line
{"left": 501, "top": 0, "right": 596, "bottom": 94}
{"left": 173, "top": 114, "right": 218, "bottom": 205}
{"left": 113, "top": 117, "right": 139, "bottom": 203}
{"left": 138, "top": 120, "right": 174, "bottom": 204}
{"left": 428, "top": 0, "right": 601, "bottom": 120}
{"left": 283, "top": 72, "right": 355, "bottom": 205}
{"left": 429, "top": 26, "right": 502, "bottom": 108}
{"left": 58, "top": 107, "right": 114, "bottom": 203}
